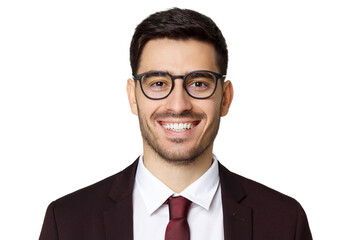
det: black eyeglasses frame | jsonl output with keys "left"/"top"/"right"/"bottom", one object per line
{"left": 133, "top": 70, "right": 226, "bottom": 100}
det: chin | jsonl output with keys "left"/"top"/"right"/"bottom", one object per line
{"left": 150, "top": 139, "right": 212, "bottom": 166}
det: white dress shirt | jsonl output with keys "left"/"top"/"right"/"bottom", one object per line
{"left": 133, "top": 155, "right": 224, "bottom": 240}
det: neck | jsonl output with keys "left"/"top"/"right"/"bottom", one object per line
{"left": 142, "top": 143, "right": 214, "bottom": 193}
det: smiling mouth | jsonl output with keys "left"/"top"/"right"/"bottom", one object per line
{"left": 159, "top": 121, "right": 200, "bottom": 132}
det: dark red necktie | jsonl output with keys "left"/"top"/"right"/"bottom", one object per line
{"left": 165, "top": 196, "right": 192, "bottom": 240}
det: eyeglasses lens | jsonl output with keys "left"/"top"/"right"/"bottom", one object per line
{"left": 185, "top": 72, "right": 216, "bottom": 98}
{"left": 141, "top": 72, "right": 172, "bottom": 99}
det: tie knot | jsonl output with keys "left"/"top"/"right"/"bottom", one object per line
{"left": 167, "top": 196, "right": 192, "bottom": 220}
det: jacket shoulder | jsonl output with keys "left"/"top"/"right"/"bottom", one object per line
{"left": 39, "top": 160, "right": 138, "bottom": 239}
{"left": 219, "top": 163, "right": 312, "bottom": 239}
{"left": 51, "top": 160, "right": 138, "bottom": 213}
{"left": 241, "top": 173, "right": 299, "bottom": 207}
{"left": 219, "top": 162, "right": 300, "bottom": 208}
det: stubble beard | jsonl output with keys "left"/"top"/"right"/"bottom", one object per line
{"left": 137, "top": 107, "right": 221, "bottom": 166}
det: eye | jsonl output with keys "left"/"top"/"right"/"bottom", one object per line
{"left": 142, "top": 73, "right": 172, "bottom": 92}
{"left": 190, "top": 81, "right": 209, "bottom": 88}
{"left": 152, "top": 81, "right": 166, "bottom": 87}
{"left": 147, "top": 79, "right": 170, "bottom": 91}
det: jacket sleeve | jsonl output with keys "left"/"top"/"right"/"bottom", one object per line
{"left": 39, "top": 202, "right": 59, "bottom": 240}
{"left": 295, "top": 202, "right": 312, "bottom": 240}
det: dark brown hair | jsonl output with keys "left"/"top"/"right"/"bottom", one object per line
{"left": 130, "top": 8, "right": 228, "bottom": 76}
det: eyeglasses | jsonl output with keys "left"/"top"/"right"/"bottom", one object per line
{"left": 133, "top": 70, "right": 226, "bottom": 100}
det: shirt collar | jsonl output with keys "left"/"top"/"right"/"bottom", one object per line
{"left": 135, "top": 154, "right": 220, "bottom": 215}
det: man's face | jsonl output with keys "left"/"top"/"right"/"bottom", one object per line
{"left": 127, "top": 38, "right": 233, "bottom": 164}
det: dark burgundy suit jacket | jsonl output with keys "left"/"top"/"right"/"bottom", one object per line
{"left": 39, "top": 159, "right": 312, "bottom": 240}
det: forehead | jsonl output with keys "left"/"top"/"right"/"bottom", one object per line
{"left": 138, "top": 38, "right": 219, "bottom": 75}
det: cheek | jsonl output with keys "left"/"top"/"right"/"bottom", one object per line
{"left": 135, "top": 87, "right": 150, "bottom": 118}
{"left": 138, "top": 102, "right": 154, "bottom": 120}
{"left": 136, "top": 96, "right": 163, "bottom": 122}
{"left": 203, "top": 87, "right": 224, "bottom": 118}
{"left": 208, "top": 106, "right": 221, "bottom": 122}
{"left": 197, "top": 100, "right": 221, "bottom": 122}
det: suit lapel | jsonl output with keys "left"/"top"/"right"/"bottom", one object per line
{"left": 219, "top": 163, "right": 253, "bottom": 240}
{"left": 102, "top": 159, "right": 251, "bottom": 240}
{"left": 103, "top": 159, "right": 139, "bottom": 240}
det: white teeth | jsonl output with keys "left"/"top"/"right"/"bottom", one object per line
{"left": 162, "top": 122, "right": 195, "bottom": 131}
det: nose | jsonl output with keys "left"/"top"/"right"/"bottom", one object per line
{"left": 164, "top": 79, "right": 192, "bottom": 114}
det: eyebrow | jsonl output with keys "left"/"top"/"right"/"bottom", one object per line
{"left": 145, "top": 69, "right": 171, "bottom": 74}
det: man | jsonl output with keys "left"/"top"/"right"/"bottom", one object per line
{"left": 39, "top": 8, "right": 312, "bottom": 240}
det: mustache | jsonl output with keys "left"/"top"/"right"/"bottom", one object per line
{"left": 153, "top": 110, "right": 205, "bottom": 120}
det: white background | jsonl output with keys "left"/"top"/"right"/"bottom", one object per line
{"left": 0, "top": 0, "right": 359, "bottom": 239}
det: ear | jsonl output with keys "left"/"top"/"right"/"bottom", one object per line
{"left": 220, "top": 80, "right": 234, "bottom": 117}
{"left": 127, "top": 78, "right": 138, "bottom": 116}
